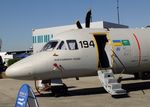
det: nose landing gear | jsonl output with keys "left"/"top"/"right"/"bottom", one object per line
{"left": 35, "top": 79, "right": 68, "bottom": 97}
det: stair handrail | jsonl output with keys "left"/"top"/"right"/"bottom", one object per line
{"left": 111, "top": 49, "right": 128, "bottom": 79}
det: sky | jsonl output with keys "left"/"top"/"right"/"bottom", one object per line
{"left": 0, "top": 0, "right": 150, "bottom": 51}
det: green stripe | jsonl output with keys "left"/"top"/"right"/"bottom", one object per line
{"left": 122, "top": 40, "right": 130, "bottom": 46}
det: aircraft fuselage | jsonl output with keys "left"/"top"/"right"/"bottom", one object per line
{"left": 5, "top": 28, "right": 150, "bottom": 80}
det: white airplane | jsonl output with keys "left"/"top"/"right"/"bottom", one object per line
{"left": 5, "top": 10, "right": 150, "bottom": 96}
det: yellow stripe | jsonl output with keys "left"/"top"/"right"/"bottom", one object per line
{"left": 107, "top": 33, "right": 115, "bottom": 67}
{"left": 113, "top": 42, "right": 122, "bottom": 46}
{"left": 91, "top": 36, "right": 99, "bottom": 70}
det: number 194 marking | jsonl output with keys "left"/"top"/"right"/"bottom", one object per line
{"left": 79, "top": 40, "right": 95, "bottom": 48}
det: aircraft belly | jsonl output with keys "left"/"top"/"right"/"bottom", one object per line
{"left": 48, "top": 68, "right": 96, "bottom": 79}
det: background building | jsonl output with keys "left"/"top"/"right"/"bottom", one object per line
{"left": 32, "top": 21, "right": 128, "bottom": 53}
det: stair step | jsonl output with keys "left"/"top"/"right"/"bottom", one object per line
{"left": 97, "top": 69, "right": 127, "bottom": 96}
{"left": 102, "top": 72, "right": 114, "bottom": 78}
{"left": 113, "top": 89, "right": 126, "bottom": 94}
{"left": 100, "top": 69, "right": 112, "bottom": 73}
{"left": 110, "top": 83, "right": 121, "bottom": 90}
{"left": 106, "top": 78, "right": 117, "bottom": 84}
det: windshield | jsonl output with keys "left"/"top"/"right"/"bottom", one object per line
{"left": 41, "top": 41, "right": 58, "bottom": 51}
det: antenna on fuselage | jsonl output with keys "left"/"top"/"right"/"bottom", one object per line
{"left": 76, "top": 9, "right": 92, "bottom": 29}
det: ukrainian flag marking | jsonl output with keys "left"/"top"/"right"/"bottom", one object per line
{"left": 112, "top": 40, "right": 122, "bottom": 46}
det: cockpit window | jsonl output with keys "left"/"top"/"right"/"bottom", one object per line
{"left": 41, "top": 41, "right": 58, "bottom": 51}
{"left": 57, "top": 41, "right": 67, "bottom": 50}
{"left": 66, "top": 40, "right": 78, "bottom": 50}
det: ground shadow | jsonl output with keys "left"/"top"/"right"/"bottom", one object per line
{"left": 36, "top": 86, "right": 129, "bottom": 98}
{"left": 67, "top": 87, "right": 107, "bottom": 96}
{"left": 36, "top": 80, "right": 150, "bottom": 98}
{"left": 36, "top": 86, "right": 107, "bottom": 97}
{"left": 123, "top": 81, "right": 150, "bottom": 92}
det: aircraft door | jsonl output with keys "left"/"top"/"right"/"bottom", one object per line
{"left": 94, "top": 34, "right": 111, "bottom": 69}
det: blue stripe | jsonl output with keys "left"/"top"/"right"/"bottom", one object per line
{"left": 113, "top": 40, "right": 121, "bottom": 43}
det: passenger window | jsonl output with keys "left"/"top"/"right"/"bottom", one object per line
{"left": 66, "top": 40, "right": 78, "bottom": 50}
{"left": 57, "top": 41, "right": 67, "bottom": 50}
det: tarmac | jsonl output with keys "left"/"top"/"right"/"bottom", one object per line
{"left": 1, "top": 75, "right": 150, "bottom": 107}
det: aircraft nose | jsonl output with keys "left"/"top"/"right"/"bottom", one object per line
{"left": 6, "top": 64, "right": 33, "bottom": 79}
{"left": 5, "top": 57, "right": 35, "bottom": 79}
{"left": 5, "top": 52, "right": 53, "bottom": 80}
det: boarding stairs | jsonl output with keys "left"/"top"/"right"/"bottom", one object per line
{"left": 97, "top": 68, "right": 126, "bottom": 96}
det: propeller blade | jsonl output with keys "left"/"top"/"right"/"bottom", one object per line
{"left": 85, "top": 10, "right": 91, "bottom": 28}
{"left": 76, "top": 20, "right": 82, "bottom": 29}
